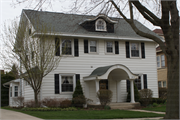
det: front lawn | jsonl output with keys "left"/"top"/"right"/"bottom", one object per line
{"left": 2, "top": 107, "right": 164, "bottom": 119}
{"left": 142, "top": 104, "right": 166, "bottom": 112}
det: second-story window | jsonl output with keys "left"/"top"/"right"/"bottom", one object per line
{"left": 106, "top": 41, "right": 113, "bottom": 53}
{"left": 131, "top": 43, "right": 139, "bottom": 57}
{"left": 95, "top": 19, "right": 106, "bottom": 31}
{"left": 62, "top": 40, "right": 72, "bottom": 55}
{"left": 90, "top": 40, "right": 97, "bottom": 52}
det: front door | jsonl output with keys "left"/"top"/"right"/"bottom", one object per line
{"left": 99, "top": 80, "right": 108, "bottom": 90}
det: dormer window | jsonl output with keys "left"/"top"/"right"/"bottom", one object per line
{"left": 95, "top": 19, "right": 106, "bottom": 31}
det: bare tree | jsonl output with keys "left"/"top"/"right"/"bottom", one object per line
{"left": 1, "top": 16, "right": 62, "bottom": 106}
{"left": 10, "top": 0, "right": 179, "bottom": 118}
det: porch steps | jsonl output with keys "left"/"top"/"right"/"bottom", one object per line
{"left": 109, "top": 102, "right": 140, "bottom": 110}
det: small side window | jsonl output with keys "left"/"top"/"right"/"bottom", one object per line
{"left": 14, "top": 86, "right": 18, "bottom": 97}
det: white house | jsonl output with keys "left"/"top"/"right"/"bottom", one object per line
{"left": 4, "top": 9, "right": 161, "bottom": 107}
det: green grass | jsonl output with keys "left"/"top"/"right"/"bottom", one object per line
{"left": 142, "top": 104, "right": 166, "bottom": 112}
{"left": 2, "top": 107, "right": 164, "bottom": 119}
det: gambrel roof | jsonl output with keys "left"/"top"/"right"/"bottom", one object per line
{"left": 22, "top": 9, "right": 161, "bottom": 41}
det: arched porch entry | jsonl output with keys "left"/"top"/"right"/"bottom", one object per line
{"left": 83, "top": 64, "right": 139, "bottom": 104}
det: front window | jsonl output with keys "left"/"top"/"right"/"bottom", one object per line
{"left": 14, "top": 86, "right": 18, "bottom": 97}
{"left": 131, "top": 43, "right": 139, "bottom": 57}
{"left": 90, "top": 41, "right": 97, "bottom": 52}
{"left": 62, "top": 40, "right": 72, "bottom": 55}
{"left": 106, "top": 41, "right": 113, "bottom": 53}
{"left": 61, "top": 76, "right": 73, "bottom": 92}
{"left": 161, "top": 55, "right": 165, "bottom": 67}
{"left": 96, "top": 19, "right": 106, "bottom": 31}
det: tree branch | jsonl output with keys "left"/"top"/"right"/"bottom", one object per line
{"left": 131, "top": 0, "right": 161, "bottom": 26}
{"left": 110, "top": 0, "right": 166, "bottom": 54}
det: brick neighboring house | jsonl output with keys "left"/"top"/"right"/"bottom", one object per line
{"left": 153, "top": 29, "right": 167, "bottom": 88}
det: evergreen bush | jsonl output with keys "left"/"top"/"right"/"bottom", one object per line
{"left": 72, "top": 80, "right": 85, "bottom": 107}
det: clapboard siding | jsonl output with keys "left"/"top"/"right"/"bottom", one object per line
{"left": 25, "top": 38, "right": 158, "bottom": 102}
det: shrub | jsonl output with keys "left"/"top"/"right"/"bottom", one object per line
{"left": 151, "top": 98, "right": 166, "bottom": 104}
{"left": 97, "top": 89, "right": 112, "bottom": 108}
{"left": 24, "top": 100, "right": 41, "bottom": 108}
{"left": 104, "top": 105, "right": 111, "bottom": 110}
{"left": 159, "top": 88, "right": 167, "bottom": 99}
{"left": 153, "top": 103, "right": 158, "bottom": 107}
{"left": 42, "top": 97, "right": 63, "bottom": 108}
{"left": 126, "top": 82, "right": 140, "bottom": 102}
{"left": 72, "top": 95, "right": 86, "bottom": 107}
{"left": 60, "top": 99, "right": 72, "bottom": 108}
{"left": 72, "top": 80, "right": 86, "bottom": 107}
{"left": 73, "top": 80, "right": 83, "bottom": 98}
{"left": 139, "top": 89, "right": 153, "bottom": 106}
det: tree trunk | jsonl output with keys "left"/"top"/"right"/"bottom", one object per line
{"left": 164, "top": 51, "right": 179, "bottom": 119}
{"left": 34, "top": 90, "right": 39, "bottom": 107}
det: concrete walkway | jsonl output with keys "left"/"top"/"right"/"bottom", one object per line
{"left": 0, "top": 109, "right": 43, "bottom": 120}
{"left": 128, "top": 109, "right": 165, "bottom": 114}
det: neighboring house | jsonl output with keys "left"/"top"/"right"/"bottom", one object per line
{"left": 4, "top": 9, "right": 161, "bottom": 107}
{"left": 153, "top": 29, "right": 167, "bottom": 88}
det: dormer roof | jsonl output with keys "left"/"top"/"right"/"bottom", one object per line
{"left": 79, "top": 13, "right": 118, "bottom": 25}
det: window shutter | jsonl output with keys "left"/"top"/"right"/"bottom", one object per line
{"left": 115, "top": 41, "right": 119, "bottom": 54}
{"left": 106, "top": 79, "right": 108, "bottom": 90}
{"left": 55, "top": 38, "right": 60, "bottom": 56}
{"left": 143, "top": 74, "right": 147, "bottom": 89}
{"left": 84, "top": 40, "right": 88, "bottom": 53}
{"left": 126, "top": 80, "right": 130, "bottom": 92}
{"left": 54, "top": 74, "right": 60, "bottom": 94}
{"left": 141, "top": 42, "right": 145, "bottom": 58}
{"left": 74, "top": 39, "right": 79, "bottom": 57}
{"left": 76, "top": 74, "right": 80, "bottom": 84}
{"left": 125, "top": 42, "right": 130, "bottom": 58}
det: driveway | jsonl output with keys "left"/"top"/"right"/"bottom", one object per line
{"left": 0, "top": 109, "right": 43, "bottom": 120}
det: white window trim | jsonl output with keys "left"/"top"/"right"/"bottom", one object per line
{"left": 59, "top": 74, "right": 76, "bottom": 94}
{"left": 105, "top": 41, "right": 115, "bottom": 54}
{"left": 129, "top": 42, "right": 141, "bottom": 58}
{"left": 60, "top": 39, "right": 74, "bottom": 56}
{"left": 157, "top": 54, "right": 165, "bottom": 68}
{"left": 95, "top": 19, "right": 107, "bottom": 31}
{"left": 88, "top": 40, "right": 99, "bottom": 54}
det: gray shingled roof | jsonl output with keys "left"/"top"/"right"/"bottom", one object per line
{"left": 23, "top": 9, "right": 161, "bottom": 40}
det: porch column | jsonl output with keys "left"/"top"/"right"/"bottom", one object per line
{"left": 95, "top": 80, "right": 100, "bottom": 104}
{"left": 130, "top": 79, "right": 135, "bottom": 103}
